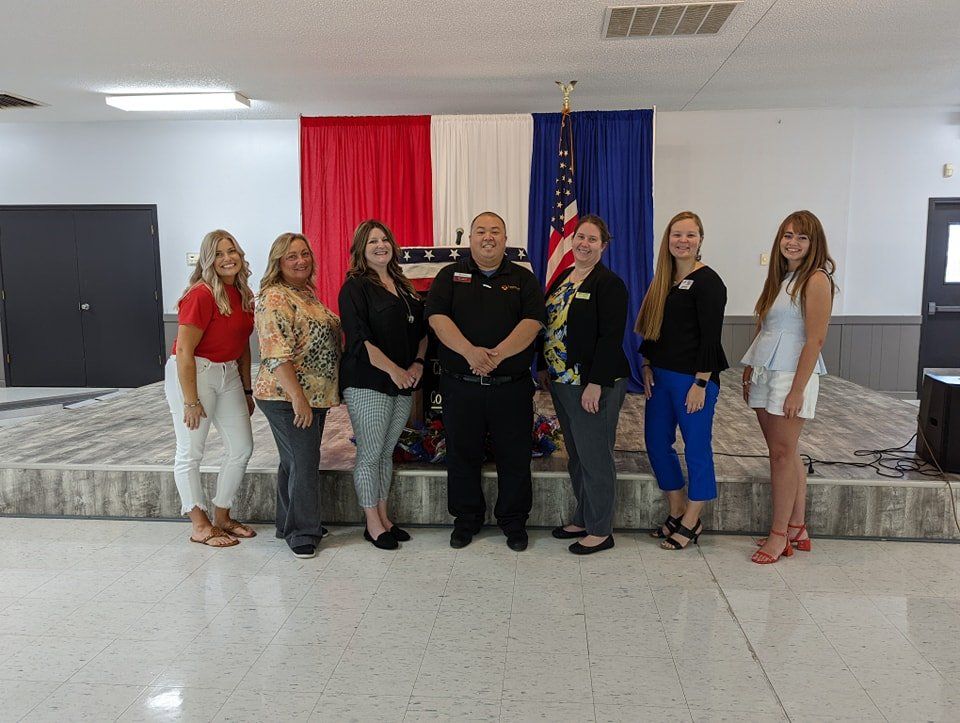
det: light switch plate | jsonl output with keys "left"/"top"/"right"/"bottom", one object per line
{"left": 186, "top": 253, "right": 200, "bottom": 266}
{"left": 760, "top": 253, "right": 770, "bottom": 266}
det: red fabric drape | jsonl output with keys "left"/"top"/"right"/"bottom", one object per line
{"left": 300, "top": 115, "right": 433, "bottom": 312}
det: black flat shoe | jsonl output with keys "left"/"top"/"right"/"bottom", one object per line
{"left": 569, "top": 535, "right": 615, "bottom": 555}
{"left": 506, "top": 530, "right": 528, "bottom": 551}
{"left": 364, "top": 528, "right": 399, "bottom": 550}
{"left": 387, "top": 525, "right": 411, "bottom": 542}
{"left": 552, "top": 525, "right": 588, "bottom": 540}
{"left": 450, "top": 529, "right": 474, "bottom": 549}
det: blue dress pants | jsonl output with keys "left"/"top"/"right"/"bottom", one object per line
{"left": 644, "top": 367, "right": 719, "bottom": 502}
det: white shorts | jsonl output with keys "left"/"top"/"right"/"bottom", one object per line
{"left": 748, "top": 368, "right": 820, "bottom": 420}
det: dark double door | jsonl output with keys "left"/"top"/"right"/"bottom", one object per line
{"left": 918, "top": 199, "right": 960, "bottom": 393}
{"left": 0, "top": 206, "right": 165, "bottom": 388}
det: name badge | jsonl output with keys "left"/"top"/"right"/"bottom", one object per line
{"left": 453, "top": 272, "right": 472, "bottom": 284}
{"left": 574, "top": 291, "right": 591, "bottom": 300}
{"left": 678, "top": 279, "right": 694, "bottom": 290}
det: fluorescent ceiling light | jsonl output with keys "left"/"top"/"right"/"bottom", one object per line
{"left": 105, "top": 92, "right": 250, "bottom": 111}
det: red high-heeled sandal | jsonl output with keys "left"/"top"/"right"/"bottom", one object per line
{"left": 752, "top": 529, "right": 794, "bottom": 564}
{"left": 755, "top": 522, "right": 812, "bottom": 551}
{"left": 788, "top": 522, "right": 811, "bottom": 551}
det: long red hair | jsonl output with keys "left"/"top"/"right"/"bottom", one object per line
{"left": 754, "top": 210, "right": 837, "bottom": 321}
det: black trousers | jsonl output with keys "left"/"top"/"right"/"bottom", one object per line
{"left": 440, "top": 375, "right": 534, "bottom": 534}
{"left": 256, "top": 399, "right": 328, "bottom": 549}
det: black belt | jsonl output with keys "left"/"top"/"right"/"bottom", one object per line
{"left": 444, "top": 371, "right": 528, "bottom": 387}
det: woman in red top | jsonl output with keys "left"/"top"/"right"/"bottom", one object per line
{"left": 163, "top": 229, "right": 257, "bottom": 546}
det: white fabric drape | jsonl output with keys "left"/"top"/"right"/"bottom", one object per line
{"left": 430, "top": 114, "right": 533, "bottom": 248}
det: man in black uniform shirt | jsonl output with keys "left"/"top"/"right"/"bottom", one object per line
{"left": 426, "top": 211, "right": 546, "bottom": 551}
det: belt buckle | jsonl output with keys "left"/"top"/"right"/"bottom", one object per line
{"left": 479, "top": 374, "right": 492, "bottom": 386}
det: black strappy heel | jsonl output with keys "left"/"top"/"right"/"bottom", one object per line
{"left": 661, "top": 519, "right": 703, "bottom": 550}
{"left": 650, "top": 514, "right": 682, "bottom": 539}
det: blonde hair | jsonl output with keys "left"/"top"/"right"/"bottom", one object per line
{"left": 345, "top": 219, "right": 419, "bottom": 299}
{"left": 178, "top": 229, "right": 254, "bottom": 315}
{"left": 754, "top": 210, "right": 837, "bottom": 321}
{"left": 259, "top": 232, "right": 315, "bottom": 292}
{"left": 635, "top": 211, "right": 704, "bottom": 341}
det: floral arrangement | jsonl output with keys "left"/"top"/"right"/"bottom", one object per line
{"left": 350, "top": 413, "right": 564, "bottom": 464}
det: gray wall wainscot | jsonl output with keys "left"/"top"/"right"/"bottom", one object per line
{"left": 722, "top": 315, "right": 922, "bottom": 399}
{"left": 1, "top": 314, "right": 922, "bottom": 396}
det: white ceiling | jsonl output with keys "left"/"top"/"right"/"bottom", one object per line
{"left": 2, "top": 0, "right": 958, "bottom": 122}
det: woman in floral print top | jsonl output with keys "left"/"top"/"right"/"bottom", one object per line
{"left": 255, "top": 285, "right": 341, "bottom": 408}
{"left": 254, "top": 232, "right": 341, "bottom": 559}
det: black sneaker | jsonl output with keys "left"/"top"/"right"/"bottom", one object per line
{"left": 450, "top": 528, "right": 474, "bottom": 549}
{"left": 291, "top": 544, "right": 316, "bottom": 558}
{"left": 506, "top": 530, "right": 528, "bottom": 551}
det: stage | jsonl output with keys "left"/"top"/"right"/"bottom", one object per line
{"left": 0, "top": 372, "right": 957, "bottom": 540}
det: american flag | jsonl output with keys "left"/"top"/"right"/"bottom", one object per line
{"left": 545, "top": 108, "right": 579, "bottom": 288}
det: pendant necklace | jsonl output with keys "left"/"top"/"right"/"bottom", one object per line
{"left": 399, "top": 288, "right": 414, "bottom": 324}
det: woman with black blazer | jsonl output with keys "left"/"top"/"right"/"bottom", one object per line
{"left": 538, "top": 215, "right": 630, "bottom": 555}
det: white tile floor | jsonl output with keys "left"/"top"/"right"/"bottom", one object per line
{"left": 0, "top": 518, "right": 958, "bottom": 722}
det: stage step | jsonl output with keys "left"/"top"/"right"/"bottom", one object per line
{"left": 1, "top": 465, "right": 957, "bottom": 540}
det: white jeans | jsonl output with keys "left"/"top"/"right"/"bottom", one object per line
{"left": 164, "top": 356, "right": 254, "bottom": 515}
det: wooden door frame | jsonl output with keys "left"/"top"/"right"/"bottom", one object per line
{"left": 917, "top": 197, "right": 960, "bottom": 394}
{"left": 0, "top": 204, "right": 164, "bottom": 386}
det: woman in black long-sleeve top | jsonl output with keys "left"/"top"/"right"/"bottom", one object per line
{"left": 635, "top": 211, "right": 728, "bottom": 551}
{"left": 538, "top": 215, "right": 630, "bottom": 555}
{"left": 339, "top": 219, "right": 427, "bottom": 550}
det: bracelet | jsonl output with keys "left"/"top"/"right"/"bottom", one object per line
{"left": 641, "top": 363, "right": 651, "bottom": 369}
{"left": 413, "top": 358, "right": 425, "bottom": 366}
{"left": 244, "top": 389, "right": 253, "bottom": 395}
{"left": 184, "top": 400, "right": 201, "bottom": 408}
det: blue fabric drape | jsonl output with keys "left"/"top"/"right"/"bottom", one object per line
{"left": 528, "top": 109, "right": 654, "bottom": 392}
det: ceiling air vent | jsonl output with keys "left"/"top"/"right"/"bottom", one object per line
{"left": 604, "top": 2, "right": 742, "bottom": 38}
{"left": 0, "top": 93, "right": 45, "bottom": 109}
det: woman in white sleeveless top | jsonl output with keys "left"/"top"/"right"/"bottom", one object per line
{"left": 742, "top": 210, "right": 836, "bottom": 564}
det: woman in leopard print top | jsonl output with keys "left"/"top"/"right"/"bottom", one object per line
{"left": 254, "top": 232, "right": 341, "bottom": 558}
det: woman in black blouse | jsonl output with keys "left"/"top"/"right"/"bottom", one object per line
{"left": 339, "top": 219, "right": 428, "bottom": 550}
{"left": 635, "top": 211, "right": 728, "bottom": 550}
{"left": 538, "top": 215, "right": 630, "bottom": 555}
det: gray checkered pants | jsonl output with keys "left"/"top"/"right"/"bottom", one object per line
{"left": 343, "top": 387, "right": 413, "bottom": 508}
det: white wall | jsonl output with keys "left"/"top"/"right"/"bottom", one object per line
{"left": 654, "top": 107, "right": 960, "bottom": 315}
{"left": 0, "top": 120, "right": 299, "bottom": 311}
{"left": 1, "top": 108, "right": 957, "bottom": 317}
{"left": 844, "top": 108, "right": 960, "bottom": 315}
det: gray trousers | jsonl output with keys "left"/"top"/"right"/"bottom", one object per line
{"left": 343, "top": 387, "right": 412, "bottom": 508}
{"left": 256, "top": 399, "right": 328, "bottom": 549}
{"left": 550, "top": 378, "right": 628, "bottom": 536}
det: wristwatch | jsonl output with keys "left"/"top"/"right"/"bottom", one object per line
{"left": 694, "top": 378, "right": 708, "bottom": 388}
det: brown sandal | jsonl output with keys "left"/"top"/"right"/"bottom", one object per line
{"left": 219, "top": 520, "right": 257, "bottom": 538}
{"left": 189, "top": 527, "right": 239, "bottom": 547}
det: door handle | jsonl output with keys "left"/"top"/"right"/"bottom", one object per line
{"left": 928, "top": 302, "right": 960, "bottom": 315}
{"left": 79, "top": 303, "right": 91, "bottom": 311}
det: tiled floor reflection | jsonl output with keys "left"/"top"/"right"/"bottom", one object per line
{"left": 0, "top": 518, "right": 958, "bottom": 722}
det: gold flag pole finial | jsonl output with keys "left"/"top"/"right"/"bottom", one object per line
{"left": 555, "top": 80, "right": 577, "bottom": 113}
